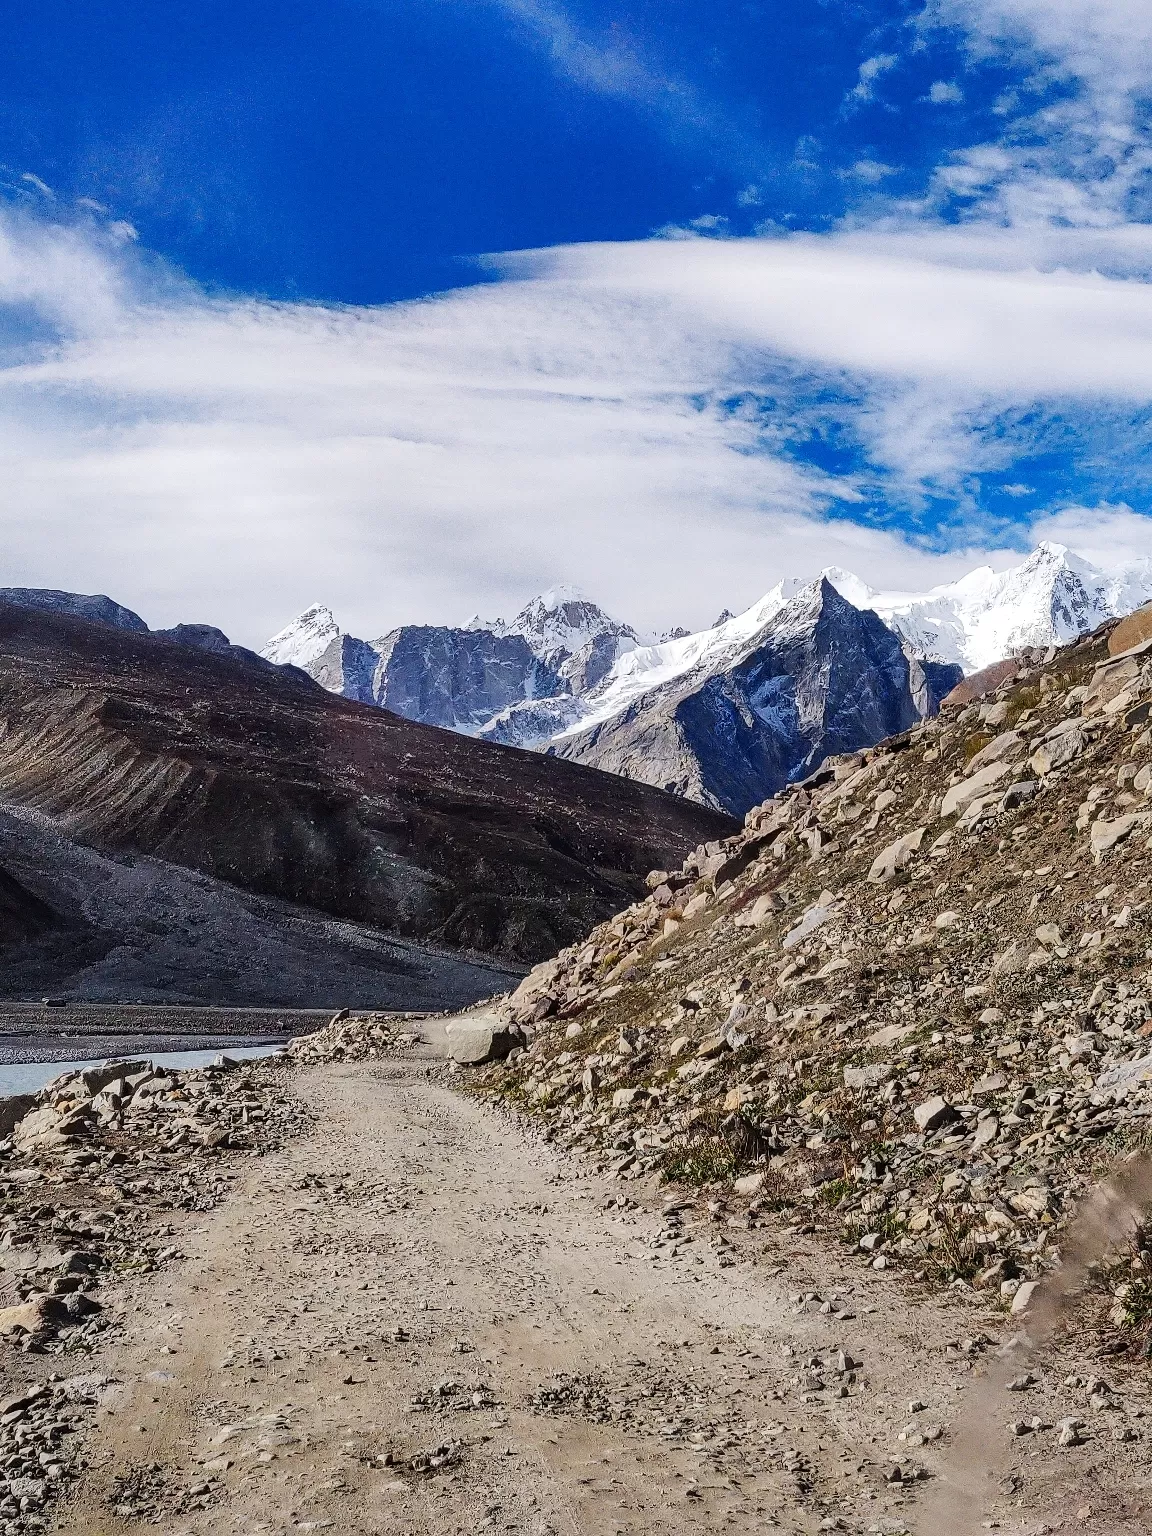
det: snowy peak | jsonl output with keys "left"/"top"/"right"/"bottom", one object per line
{"left": 503, "top": 587, "right": 641, "bottom": 670}
{"left": 261, "top": 604, "right": 343, "bottom": 669}
{"left": 813, "top": 541, "right": 1152, "bottom": 673}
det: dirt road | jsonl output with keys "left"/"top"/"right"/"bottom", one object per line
{"left": 57, "top": 1040, "right": 1151, "bottom": 1536}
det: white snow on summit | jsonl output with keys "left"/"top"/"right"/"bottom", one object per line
{"left": 500, "top": 585, "right": 642, "bottom": 669}
{"left": 260, "top": 603, "right": 343, "bottom": 669}
{"left": 823, "top": 542, "right": 1152, "bottom": 673}
{"left": 553, "top": 577, "right": 808, "bottom": 739}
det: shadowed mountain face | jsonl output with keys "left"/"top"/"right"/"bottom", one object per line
{"left": 552, "top": 580, "right": 956, "bottom": 817}
{"left": 0, "top": 604, "right": 734, "bottom": 963}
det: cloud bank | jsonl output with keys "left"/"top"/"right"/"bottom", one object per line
{"left": 1, "top": 202, "right": 1151, "bottom": 645}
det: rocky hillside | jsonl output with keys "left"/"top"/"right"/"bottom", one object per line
{"left": 483, "top": 603, "right": 1152, "bottom": 1323}
{"left": 0, "top": 603, "right": 733, "bottom": 965}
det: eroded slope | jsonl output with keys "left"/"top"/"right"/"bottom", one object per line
{"left": 0, "top": 604, "right": 734, "bottom": 963}
{"left": 486, "top": 611, "right": 1152, "bottom": 1339}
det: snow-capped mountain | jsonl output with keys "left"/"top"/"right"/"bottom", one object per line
{"left": 261, "top": 604, "right": 344, "bottom": 670}
{"left": 551, "top": 578, "right": 959, "bottom": 816}
{"left": 474, "top": 585, "right": 644, "bottom": 673}
{"left": 257, "top": 541, "right": 1152, "bottom": 811}
{"left": 262, "top": 587, "right": 642, "bottom": 735}
{"left": 824, "top": 542, "right": 1152, "bottom": 673}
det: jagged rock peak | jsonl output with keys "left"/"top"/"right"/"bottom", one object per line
{"left": 261, "top": 604, "right": 343, "bottom": 669}
{"left": 503, "top": 585, "right": 641, "bottom": 668}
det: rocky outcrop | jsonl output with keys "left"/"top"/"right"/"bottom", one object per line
{"left": 305, "top": 632, "right": 382, "bottom": 704}
{"left": 0, "top": 588, "right": 148, "bottom": 633}
{"left": 0, "top": 603, "right": 734, "bottom": 963}
{"left": 552, "top": 580, "right": 960, "bottom": 817}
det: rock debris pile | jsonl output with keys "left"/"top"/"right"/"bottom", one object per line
{"left": 483, "top": 614, "right": 1152, "bottom": 1338}
{"left": 0, "top": 1053, "right": 306, "bottom": 1531}
{"left": 284, "top": 1010, "right": 416, "bottom": 1064}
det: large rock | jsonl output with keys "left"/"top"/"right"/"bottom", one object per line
{"left": 939, "top": 761, "right": 1014, "bottom": 818}
{"left": 868, "top": 828, "right": 925, "bottom": 883}
{"left": 0, "top": 1296, "right": 69, "bottom": 1337}
{"left": 444, "top": 1018, "right": 524, "bottom": 1065}
{"left": 0, "top": 1094, "right": 33, "bottom": 1138}
{"left": 1108, "top": 604, "right": 1152, "bottom": 656}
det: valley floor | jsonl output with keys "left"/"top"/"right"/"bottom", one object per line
{"left": 52, "top": 1032, "right": 1152, "bottom": 1536}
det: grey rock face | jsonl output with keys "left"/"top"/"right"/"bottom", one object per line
{"left": 553, "top": 579, "right": 936, "bottom": 817}
{"left": 906, "top": 653, "right": 965, "bottom": 719}
{"left": 0, "top": 589, "right": 148, "bottom": 633}
{"left": 558, "top": 630, "right": 636, "bottom": 694}
{"left": 371, "top": 626, "right": 564, "bottom": 733}
{"left": 305, "top": 633, "right": 381, "bottom": 704}
{"left": 478, "top": 694, "right": 587, "bottom": 750}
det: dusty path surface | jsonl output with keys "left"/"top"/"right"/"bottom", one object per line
{"left": 56, "top": 1042, "right": 1152, "bottom": 1536}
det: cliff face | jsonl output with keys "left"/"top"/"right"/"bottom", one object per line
{"left": 0, "top": 604, "right": 734, "bottom": 962}
{"left": 553, "top": 581, "right": 957, "bottom": 816}
{"left": 370, "top": 626, "right": 563, "bottom": 732}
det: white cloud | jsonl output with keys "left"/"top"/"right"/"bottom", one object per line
{"left": 527, "top": 229, "right": 1152, "bottom": 396}
{"left": 931, "top": 0, "right": 1152, "bottom": 95}
{"left": 927, "top": 80, "right": 966, "bottom": 103}
{"left": 844, "top": 52, "right": 900, "bottom": 110}
{"left": 482, "top": 0, "right": 769, "bottom": 179}
{"left": 845, "top": 159, "right": 899, "bottom": 183}
{"left": 924, "top": 0, "right": 1152, "bottom": 222}
{"left": 2, "top": 209, "right": 1151, "bottom": 647}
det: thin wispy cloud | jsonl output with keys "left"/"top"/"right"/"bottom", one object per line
{"left": 843, "top": 52, "right": 900, "bottom": 111}
{"left": 925, "top": 0, "right": 1152, "bottom": 222}
{"left": 484, "top": 0, "right": 771, "bottom": 180}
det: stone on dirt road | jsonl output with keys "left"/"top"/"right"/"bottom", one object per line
{"left": 444, "top": 1016, "right": 523, "bottom": 1064}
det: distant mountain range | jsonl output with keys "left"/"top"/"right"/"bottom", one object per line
{"left": 2, "top": 541, "right": 1147, "bottom": 821}
{"left": 260, "top": 542, "right": 1152, "bottom": 816}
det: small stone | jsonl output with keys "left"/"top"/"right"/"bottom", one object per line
{"left": 914, "top": 1096, "right": 958, "bottom": 1133}
{"left": 1010, "top": 1280, "right": 1040, "bottom": 1316}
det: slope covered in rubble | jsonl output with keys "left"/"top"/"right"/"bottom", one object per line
{"left": 483, "top": 604, "right": 1152, "bottom": 1329}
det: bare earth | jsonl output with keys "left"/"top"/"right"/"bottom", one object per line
{"left": 56, "top": 1034, "right": 1152, "bottom": 1536}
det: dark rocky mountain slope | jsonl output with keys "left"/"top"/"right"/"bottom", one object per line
{"left": 0, "top": 603, "right": 733, "bottom": 964}
{"left": 552, "top": 579, "right": 961, "bottom": 817}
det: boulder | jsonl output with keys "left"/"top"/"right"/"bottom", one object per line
{"left": 0, "top": 1094, "right": 34, "bottom": 1138}
{"left": 46, "top": 1060, "right": 148, "bottom": 1101}
{"left": 844, "top": 1063, "right": 893, "bottom": 1090}
{"left": 867, "top": 828, "right": 925, "bottom": 883}
{"left": 940, "top": 762, "right": 1013, "bottom": 818}
{"left": 914, "top": 1096, "right": 958, "bottom": 1134}
{"left": 1010, "top": 1280, "right": 1041, "bottom": 1316}
{"left": 1030, "top": 727, "right": 1087, "bottom": 776}
{"left": 966, "top": 731, "right": 1024, "bottom": 774}
{"left": 1108, "top": 605, "right": 1152, "bottom": 656}
{"left": 0, "top": 1295, "right": 68, "bottom": 1337}
{"left": 1091, "top": 814, "right": 1151, "bottom": 862}
{"left": 444, "top": 1019, "right": 523, "bottom": 1065}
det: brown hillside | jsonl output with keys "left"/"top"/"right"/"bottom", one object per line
{"left": 0, "top": 603, "right": 735, "bottom": 963}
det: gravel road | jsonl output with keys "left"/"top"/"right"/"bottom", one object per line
{"left": 54, "top": 1035, "right": 1151, "bottom": 1536}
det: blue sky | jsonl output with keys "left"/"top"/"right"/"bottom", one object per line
{"left": 1, "top": 0, "right": 1152, "bottom": 640}
{"left": 0, "top": 0, "right": 998, "bottom": 301}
